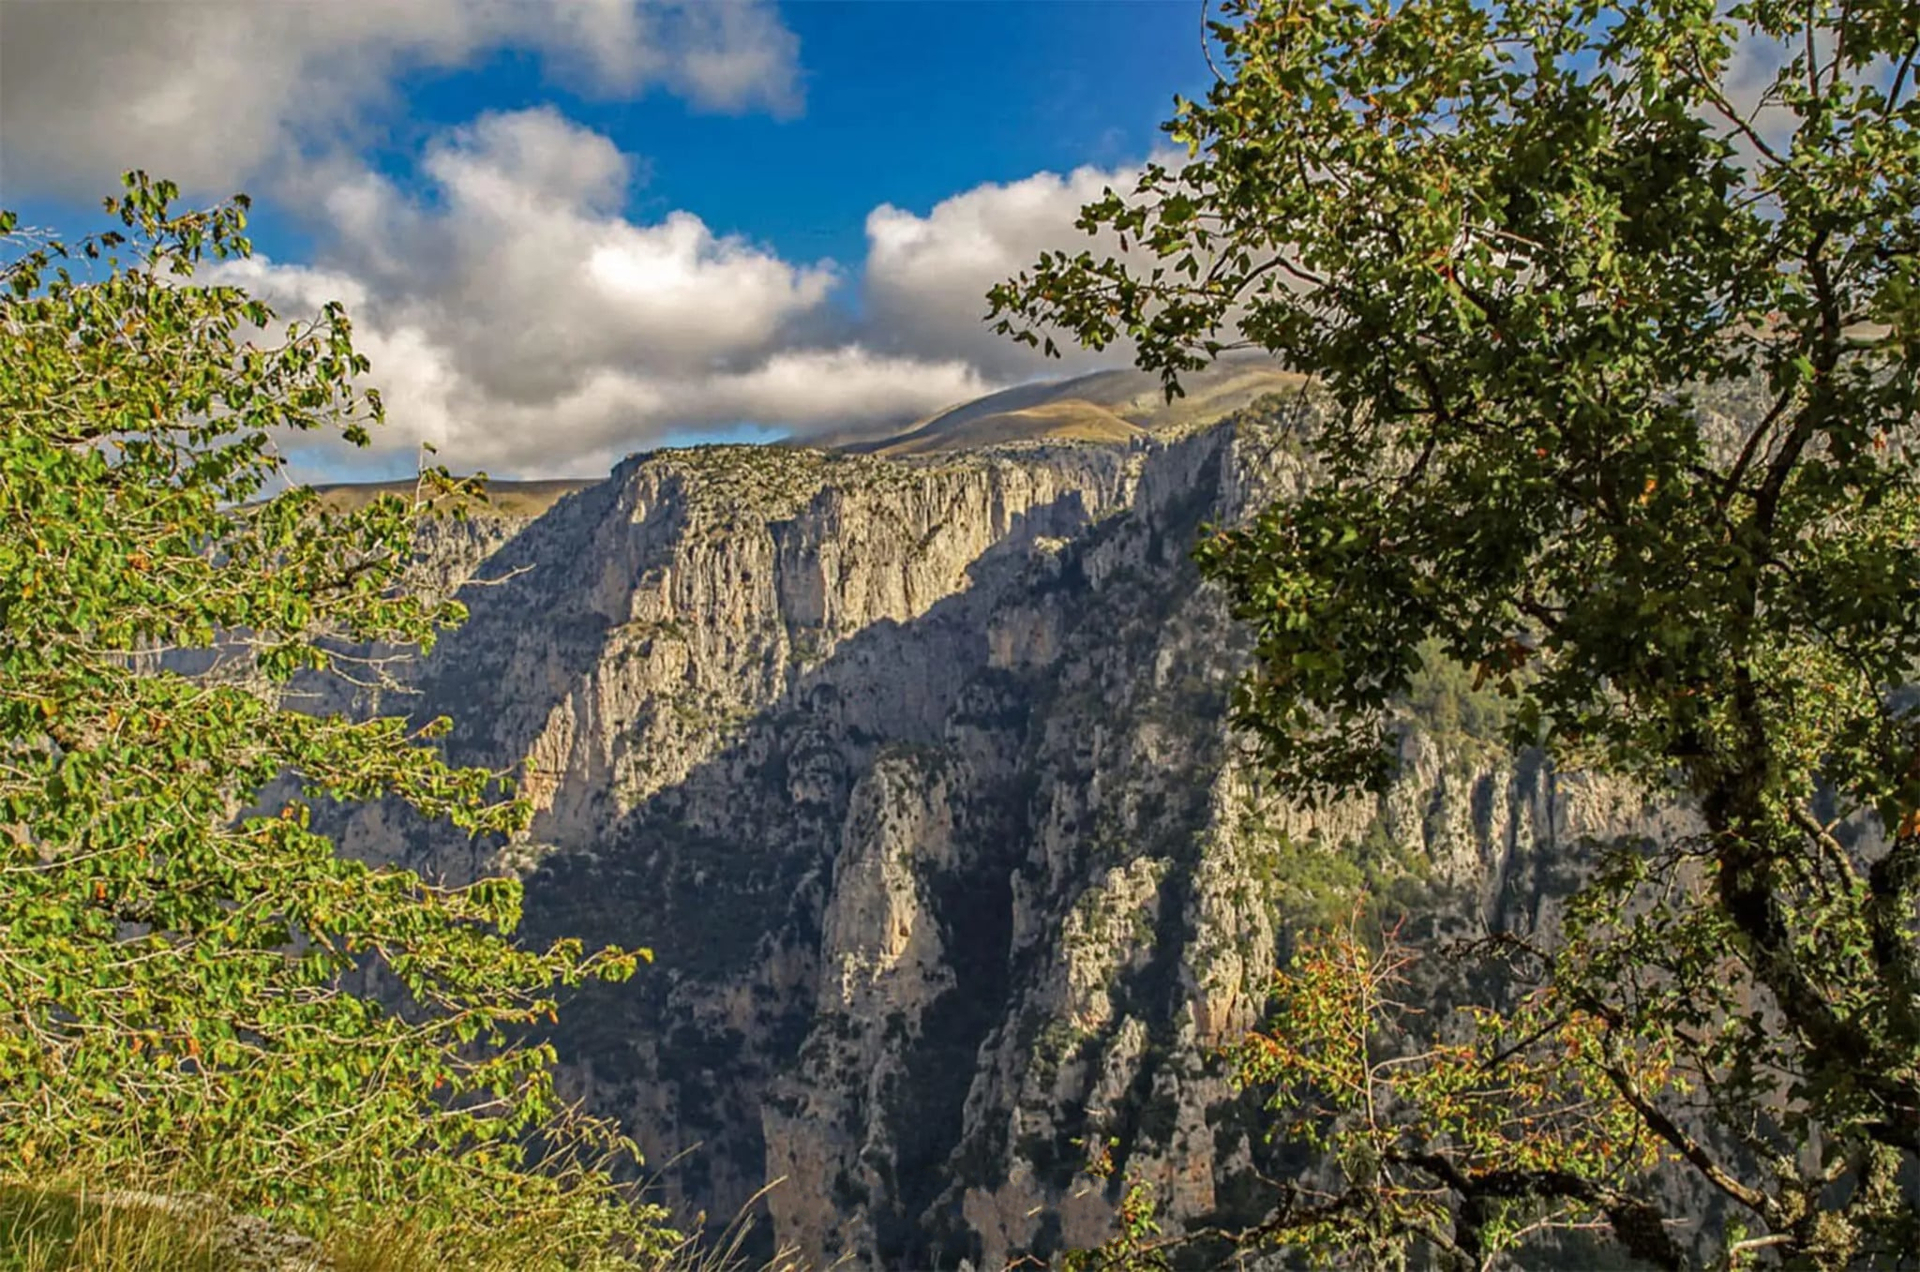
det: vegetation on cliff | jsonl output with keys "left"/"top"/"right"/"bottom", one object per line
{"left": 997, "top": 0, "right": 1920, "bottom": 1265}
{"left": 0, "top": 177, "right": 674, "bottom": 1267}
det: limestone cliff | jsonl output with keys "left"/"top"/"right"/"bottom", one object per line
{"left": 340, "top": 397, "right": 1678, "bottom": 1268}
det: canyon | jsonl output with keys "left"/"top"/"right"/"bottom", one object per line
{"left": 330, "top": 367, "right": 1685, "bottom": 1267}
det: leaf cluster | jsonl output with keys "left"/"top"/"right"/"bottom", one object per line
{"left": 995, "top": 0, "right": 1920, "bottom": 1265}
{"left": 0, "top": 176, "right": 670, "bottom": 1263}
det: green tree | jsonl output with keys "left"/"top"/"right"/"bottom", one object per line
{"left": 993, "top": 0, "right": 1919, "bottom": 1266}
{"left": 0, "top": 176, "right": 671, "bottom": 1266}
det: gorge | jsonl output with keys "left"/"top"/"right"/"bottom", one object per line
{"left": 328, "top": 365, "right": 1688, "bottom": 1268}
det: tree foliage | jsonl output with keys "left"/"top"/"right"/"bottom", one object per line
{"left": 1072, "top": 920, "right": 1680, "bottom": 1271}
{"left": 0, "top": 176, "right": 670, "bottom": 1265}
{"left": 993, "top": 0, "right": 1920, "bottom": 1265}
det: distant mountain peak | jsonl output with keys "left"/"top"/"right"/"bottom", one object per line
{"left": 804, "top": 358, "right": 1307, "bottom": 455}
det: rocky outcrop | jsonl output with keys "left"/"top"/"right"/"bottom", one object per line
{"left": 88, "top": 1191, "right": 328, "bottom": 1272}
{"left": 342, "top": 401, "right": 1678, "bottom": 1267}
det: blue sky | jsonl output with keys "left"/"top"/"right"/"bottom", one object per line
{"left": 0, "top": 0, "right": 1217, "bottom": 479}
{"left": 389, "top": 3, "right": 1212, "bottom": 267}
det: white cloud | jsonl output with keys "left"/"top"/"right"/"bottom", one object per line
{"left": 0, "top": 0, "right": 803, "bottom": 198}
{"left": 862, "top": 161, "right": 1172, "bottom": 381}
{"left": 664, "top": 0, "right": 805, "bottom": 118}
{"left": 0, "top": 0, "right": 1156, "bottom": 485}
{"left": 430, "top": 108, "right": 636, "bottom": 215}
{"left": 367, "top": 108, "right": 838, "bottom": 403}
{"left": 207, "top": 109, "right": 999, "bottom": 478}
{"left": 687, "top": 347, "right": 989, "bottom": 427}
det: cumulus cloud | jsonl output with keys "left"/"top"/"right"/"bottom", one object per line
{"left": 361, "top": 108, "right": 839, "bottom": 402}
{"left": 686, "top": 348, "right": 990, "bottom": 429}
{"left": 0, "top": 0, "right": 803, "bottom": 198}
{"left": 209, "top": 109, "right": 996, "bottom": 478}
{"left": 0, "top": 0, "right": 1148, "bottom": 483}
{"left": 862, "top": 161, "right": 1173, "bottom": 382}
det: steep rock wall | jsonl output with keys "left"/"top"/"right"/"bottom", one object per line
{"left": 351, "top": 416, "right": 1678, "bottom": 1267}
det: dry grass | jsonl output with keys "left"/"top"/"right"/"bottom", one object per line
{"left": 304, "top": 477, "right": 597, "bottom": 519}
{"left": 319, "top": 1217, "right": 442, "bottom": 1272}
{"left": 0, "top": 1177, "right": 811, "bottom": 1272}
{"left": 654, "top": 1178, "right": 814, "bottom": 1272}
{"left": 0, "top": 1185, "right": 226, "bottom": 1272}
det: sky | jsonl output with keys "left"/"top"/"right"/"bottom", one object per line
{"left": 0, "top": 0, "right": 1220, "bottom": 481}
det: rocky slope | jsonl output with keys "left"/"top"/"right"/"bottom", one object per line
{"left": 336, "top": 392, "right": 1685, "bottom": 1268}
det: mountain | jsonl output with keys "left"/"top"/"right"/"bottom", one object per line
{"left": 803, "top": 360, "right": 1308, "bottom": 455}
{"left": 318, "top": 380, "right": 1682, "bottom": 1268}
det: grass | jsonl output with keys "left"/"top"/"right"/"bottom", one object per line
{"left": 305, "top": 477, "right": 597, "bottom": 518}
{"left": 0, "top": 1178, "right": 812, "bottom": 1272}
{"left": 0, "top": 1185, "right": 226, "bottom": 1272}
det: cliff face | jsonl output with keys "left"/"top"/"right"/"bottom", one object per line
{"left": 346, "top": 408, "right": 1679, "bottom": 1267}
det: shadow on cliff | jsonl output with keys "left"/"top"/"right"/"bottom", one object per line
{"left": 410, "top": 473, "right": 642, "bottom": 779}
{"left": 349, "top": 432, "right": 1239, "bottom": 1265}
